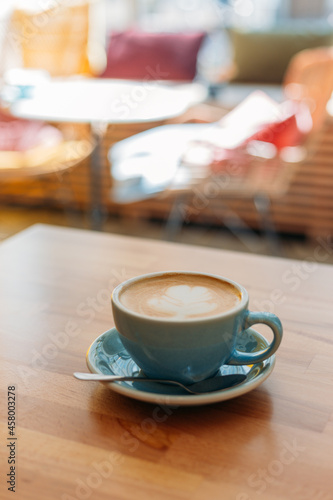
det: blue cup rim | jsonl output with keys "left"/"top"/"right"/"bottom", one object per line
{"left": 111, "top": 270, "right": 248, "bottom": 324}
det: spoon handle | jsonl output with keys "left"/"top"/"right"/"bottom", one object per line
{"left": 74, "top": 372, "right": 144, "bottom": 382}
{"left": 74, "top": 372, "right": 186, "bottom": 385}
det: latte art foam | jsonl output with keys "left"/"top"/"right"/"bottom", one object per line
{"left": 119, "top": 273, "right": 241, "bottom": 319}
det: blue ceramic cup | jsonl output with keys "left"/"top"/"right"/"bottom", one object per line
{"left": 111, "top": 271, "right": 283, "bottom": 384}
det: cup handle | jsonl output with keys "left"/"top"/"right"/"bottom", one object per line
{"left": 227, "top": 311, "right": 283, "bottom": 365}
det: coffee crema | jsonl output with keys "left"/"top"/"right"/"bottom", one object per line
{"left": 119, "top": 273, "right": 241, "bottom": 319}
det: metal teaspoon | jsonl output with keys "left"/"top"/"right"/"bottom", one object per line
{"left": 73, "top": 372, "right": 247, "bottom": 395}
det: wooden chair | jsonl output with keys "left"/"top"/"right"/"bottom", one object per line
{"left": 108, "top": 46, "right": 333, "bottom": 250}
{"left": 283, "top": 46, "right": 333, "bottom": 133}
{"left": 9, "top": 2, "right": 91, "bottom": 76}
{"left": 0, "top": 2, "right": 98, "bottom": 221}
{"left": 281, "top": 46, "right": 333, "bottom": 238}
{"left": 0, "top": 112, "right": 95, "bottom": 220}
{"left": 170, "top": 45, "right": 333, "bottom": 245}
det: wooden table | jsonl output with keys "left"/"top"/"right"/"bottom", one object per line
{"left": 0, "top": 224, "right": 332, "bottom": 500}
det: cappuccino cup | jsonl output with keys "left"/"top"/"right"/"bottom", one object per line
{"left": 111, "top": 271, "right": 282, "bottom": 384}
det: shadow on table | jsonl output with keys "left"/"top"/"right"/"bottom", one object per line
{"left": 88, "top": 384, "right": 276, "bottom": 479}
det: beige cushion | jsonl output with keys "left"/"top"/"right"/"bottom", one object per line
{"left": 229, "top": 25, "right": 333, "bottom": 83}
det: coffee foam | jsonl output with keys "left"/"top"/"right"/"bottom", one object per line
{"left": 119, "top": 273, "right": 241, "bottom": 319}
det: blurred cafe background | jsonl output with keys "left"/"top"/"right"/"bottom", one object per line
{"left": 0, "top": 0, "right": 333, "bottom": 260}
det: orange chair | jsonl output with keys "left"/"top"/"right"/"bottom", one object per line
{"left": 1, "top": 2, "right": 99, "bottom": 222}
{"left": 9, "top": 2, "right": 92, "bottom": 77}
{"left": 283, "top": 46, "right": 333, "bottom": 132}
{"left": 282, "top": 46, "right": 333, "bottom": 238}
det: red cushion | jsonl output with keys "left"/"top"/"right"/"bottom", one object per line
{"left": 0, "top": 110, "right": 62, "bottom": 152}
{"left": 101, "top": 30, "right": 206, "bottom": 81}
{"left": 245, "top": 113, "right": 302, "bottom": 149}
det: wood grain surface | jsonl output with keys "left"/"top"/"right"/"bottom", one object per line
{"left": 0, "top": 224, "right": 332, "bottom": 500}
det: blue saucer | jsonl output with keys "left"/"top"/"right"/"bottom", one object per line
{"left": 86, "top": 327, "right": 275, "bottom": 406}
